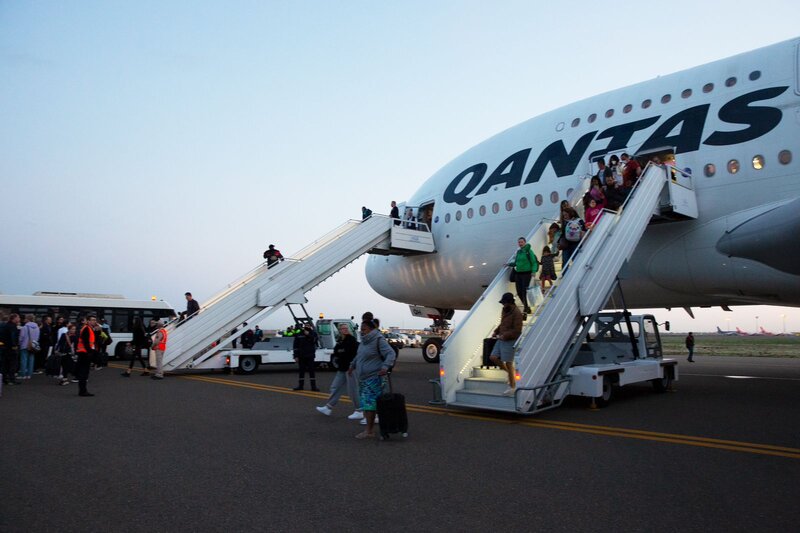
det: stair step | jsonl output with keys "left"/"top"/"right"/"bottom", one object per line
{"left": 463, "top": 377, "right": 510, "bottom": 394}
{"left": 453, "top": 390, "right": 517, "bottom": 411}
{"left": 471, "top": 367, "right": 508, "bottom": 379}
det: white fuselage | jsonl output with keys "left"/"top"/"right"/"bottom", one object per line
{"left": 366, "top": 38, "right": 800, "bottom": 311}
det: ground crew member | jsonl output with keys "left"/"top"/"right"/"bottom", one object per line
{"left": 151, "top": 323, "right": 168, "bottom": 380}
{"left": 292, "top": 324, "right": 319, "bottom": 391}
{"left": 76, "top": 315, "right": 98, "bottom": 396}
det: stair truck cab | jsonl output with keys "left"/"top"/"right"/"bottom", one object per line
{"left": 227, "top": 318, "right": 360, "bottom": 374}
{"left": 565, "top": 312, "right": 677, "bottom": 407}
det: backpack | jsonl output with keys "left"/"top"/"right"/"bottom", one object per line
{"left": 564, "top": 219, "right": 583, "bottom": 242}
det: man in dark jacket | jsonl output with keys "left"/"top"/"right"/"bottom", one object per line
{"left": 185, "top": 292, "right": 200, "bottom": 318}
{"left": 37, "top": 316, "right": 53, "bottom": 373}
{"left": 0, "top": 314, "right": 21, "bottom": 385}
{"left": 263, "top": 245, "right": 284, "bottom": 267}
{"left": 292, "top": 324, "right": 319, "bottom": 391}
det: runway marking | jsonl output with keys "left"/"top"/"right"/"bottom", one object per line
{"left": 174, "top": 372, "right": 800, "bottom": 460}
{"left": 682, "top": 373, "right": 800, "bottom": 381}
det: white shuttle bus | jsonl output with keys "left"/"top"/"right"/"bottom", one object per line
{"left": 0, "top": 292, "right": 176, "bottom": 358}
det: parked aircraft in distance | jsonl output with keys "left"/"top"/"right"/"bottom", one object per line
{"left": 759, "top": 326, "right": 776, "bottom": 336}
{"left": 716, "top": 326, "right": 742, "bottom": 336}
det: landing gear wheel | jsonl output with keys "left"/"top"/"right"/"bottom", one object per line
{"left": 595, "top": 376, "right": 613, "bottom": 407}
{"left": 238, "top": 355, "right": 259, "bottom": 375}
{"left": 422, "top": 338, "right": 442, "bottom": 363}
{"left": 651, "top": 373, "right": 672, "bottom": 392}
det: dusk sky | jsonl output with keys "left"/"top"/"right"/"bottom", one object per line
{"left": 2, "top": 1, "right": 800, "bottom": 333}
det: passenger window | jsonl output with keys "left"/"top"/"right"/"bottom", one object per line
{"left": 703, "top": 83, "right": 714, "bottom": 93}
{"left": 623, "top": 104, "right": 632, "bottom": 114}
{"left": 752, "top": 155, "right": 764, "bottom": 170}
{"left": 725, "top": 76, "right": 737, "bottom": 87}
{"left": 571, "top": 118, "right": 580, "bottom": 127}
{"left": 566, "top": 188, "right": 574, "bottom": 197}
{"left": 779, "top": 150, "right": 792, "bottom": 165}
{"left": 519, "top": 197, "right": 528, "bottom": 209}
{"left": 491, "top": 202, "right": 499, "bottom": 214}
{"left": 727, "top": 160, "right": 740, "bottom": 174}
{"left": 467, "top": 207, "right": 474, "bottom": 218}
{"left": 505, "top": 200, "right": 513, "bottom": 211}
{"left": 455, "top": 210, "right": 462, "bottom": 221}
{"left": 444, "top": 213, "right": 451, "bottom": 223}
{"left": 588, "top": 113, "right": 597, "bottom": 123}
{"left": 704, "top": 163, "right": 716, "bottom": 177}
{"left": 479, "top": 205, "right": 486, "bottom": 216}
{"left": 661, "top": 94, "right": 671, "bottom": 104}
{"left": 641, "top": 99, "right": 652, "bottom": 109}
{"left": 550, "top": 191, "right": 559, "bottom": 204}
{"left": 749, "top": 70, "right": 761, "bottom": 81}
{"left": 534, "top": 194, "right": 543, "bottom": 206}
{"left": 605, "top": 109, "right": 614, "bottom": 118}
{"left": 681, "top": 88, "right": 692, "bottom": 99}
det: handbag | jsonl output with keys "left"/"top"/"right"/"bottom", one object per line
{"left": 509, "top": 268, "right": 517, "bottom": 282}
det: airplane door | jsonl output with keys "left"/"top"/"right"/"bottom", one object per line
{"left": 796, "top": 41, "right": 800, "bottom": 95}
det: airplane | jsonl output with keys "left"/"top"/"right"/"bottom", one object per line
{"left": 365, "top": 37, "right": 800, "bottom": 342}
{"left": 759, "top": 326, "right": 776, "bottom": 336}
{"left": 715, "top": 326, "right": 741, "bottom": 336}
{"left": 737, "top": 327, "right": 757, "bottom": 336}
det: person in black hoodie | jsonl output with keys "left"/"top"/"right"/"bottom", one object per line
{"left": 292, "top": 324, "right": 319, "bottom": 391}
{"left": 122, "top": 316, "right": 150, "bottom": 377}
{"left": 315, "top": 323, "right": 362, "bottom": 419}
{"left": 1, "top": 314, "right": 21, "bottom": 385}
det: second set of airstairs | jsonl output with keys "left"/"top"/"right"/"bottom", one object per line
{"left": 161, "top": 215, "right": 434, "bottom": 372}
{"left": 440, "top": 163, "right": 697, "bottom": 413}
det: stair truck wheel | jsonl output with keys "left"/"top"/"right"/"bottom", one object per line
{"left": 651, "top": 369, "right": 673, "bottom": 392}
{"left": 238, "top": 354, "right": 259, "bottom": 375}
{"left": 595, "top": 376, "right": 613, "bottom": 407}
{"left": 422, "top": 338, "right": 442, "bottom": 363}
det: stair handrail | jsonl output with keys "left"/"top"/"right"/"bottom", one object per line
{"left": 439, "top": 175, "right": 592, "bottom": 403}
{"left": 513, "top": 163, "right": 668, "bottom": 411}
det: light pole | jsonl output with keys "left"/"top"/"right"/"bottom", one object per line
{"left": 726, "top": 318, "right": 731, "bottom": 331}
{"left": 781, "top": 314, "right": 787, "bottom": 335}
{"left": 755, "top": 315, "right": 760, "bottom": 333}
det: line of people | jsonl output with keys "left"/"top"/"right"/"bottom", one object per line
{"left": 1, "top": 313, "right": 112, "bottom": 396}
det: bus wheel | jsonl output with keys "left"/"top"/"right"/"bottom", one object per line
{"left": 238, "top": 355, "right": 259, "bottom": 375}
{"left": 114, "top": 343, "right": 128, "bottom": 359}
{"left": 422, "top": 338, "right": 441, "bottom": 363}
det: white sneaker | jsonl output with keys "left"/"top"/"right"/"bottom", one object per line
{"left": 503, "top": 387, "right": 515, "bottom": 396}
{"left": 315, "top": 405, "right": 332, "bottom": 416}
{"left": 360, "top": 415, "right": 378, "bottom": 425}
{"left": 347, "top": 411, "right": 364, "bottom": 420}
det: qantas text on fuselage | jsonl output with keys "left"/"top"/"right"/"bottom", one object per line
{"left": 443, "top": 86, "right": 788, "bottom": 206}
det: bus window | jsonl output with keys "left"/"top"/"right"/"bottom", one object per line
{"left": 111, "top": 309, "right": 130, "bottom": 333}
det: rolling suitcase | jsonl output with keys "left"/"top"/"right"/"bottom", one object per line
{"left": 482, "top": 337, "right": 498, "bottom": 368}
{"left": 377, "top": 375, "right": 408, "bottom": 440}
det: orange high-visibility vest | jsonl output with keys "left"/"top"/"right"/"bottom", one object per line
{"left": 156, "top": 328, "right": 168, "bottom": 351}
{"left": 76, "top": 325, "right": 95, "bottom": 353}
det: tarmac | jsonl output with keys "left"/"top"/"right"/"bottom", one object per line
{"left": 2, "top": 350, "right": 799, "bottom": 532}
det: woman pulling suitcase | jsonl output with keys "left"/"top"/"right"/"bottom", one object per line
{"left": 348, "top": 319, "right": 396, "bottom": 439}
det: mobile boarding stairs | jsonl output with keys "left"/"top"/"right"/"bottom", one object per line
{"left": 439, "top": 163, "right": 697, "bottom": 413}
{"left": 161, "top": 216, "right": 434, "bottom": 372}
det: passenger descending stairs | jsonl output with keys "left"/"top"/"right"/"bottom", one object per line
{"left": 162, "top": 215, "right": 434, "bottom": 371}
{"left": 440, "top": 164, "right": 695, "bottom": 413}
